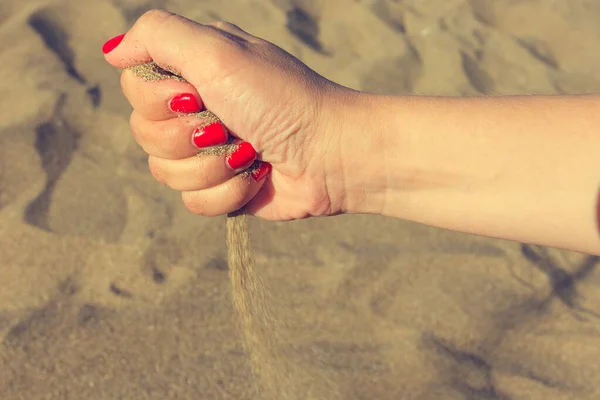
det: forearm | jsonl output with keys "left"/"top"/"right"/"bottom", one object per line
{"left": 345, "top": 94, "right": 600, "bottom": 254}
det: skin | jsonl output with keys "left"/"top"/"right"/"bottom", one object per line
{"left": 104, "top": 10, "right": 600, "bottom": 255}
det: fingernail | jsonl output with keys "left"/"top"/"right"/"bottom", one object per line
{"left": 102, "top": 34, "right": 125, "bottom": 54}
{"left": 192, "top": 123, "right": 228, "bottom": 148}
{"left": 169, "top": 94, "right": 201, "bottom": 113}
{"left": 226, "top": 142, "right": 256, "bottom": 170}
{"left": 251, "top": 162, "right": 272, "bottom": 181}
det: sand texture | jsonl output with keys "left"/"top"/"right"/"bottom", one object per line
{"left": 2, "top": 0, "right": 600, "bottom": 399}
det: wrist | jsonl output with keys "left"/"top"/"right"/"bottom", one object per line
{"left": 333, "top": 93, "right": 460, "bottom": 218}
{"left": 326, "top": 90, "right": 395, "bottom": 216}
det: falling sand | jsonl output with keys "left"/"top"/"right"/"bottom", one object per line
{"left": 128, "top": 62, "right": 308, "bottom": 399}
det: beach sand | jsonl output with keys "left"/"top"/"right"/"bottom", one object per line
{"left": 1, "top": 0, "right": 600, "bottom": 398}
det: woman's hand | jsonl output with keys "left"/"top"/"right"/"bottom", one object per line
{"left": 102, "top": 10, "right": 600, "bottom": 254}
{"left": 102, "top": 9, "right": 373, "bottom": 220}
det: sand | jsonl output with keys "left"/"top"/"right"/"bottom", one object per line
{"left": 2, "top": 0, "right": 600, "bottom": 399}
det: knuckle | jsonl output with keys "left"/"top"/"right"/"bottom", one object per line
{"left": 206, "top": 40, "right": 245, "bottom": 73}
{"left": 191, "top": 157, "right": 211, "bottom": 188}
{"left": 231, "top": 197, "right": 248, "bottom": 212}
{"left": 147, "top": 156, "right": 168, "bottom": 184}
{"left": 138, "top": 9, "right": 173, "bottom": 27}
{"left": 210, "top": 20, "right": 231, "bottom": 30}
{"left": 120, "top": 69, "right": 135, "bottom": 100}
{"left": 208, "top": 23, "right": 246, "bottom": 46}
{"left": 120, "top": 68, "right": 127, "bottom": 89}
{"left": 129, "top": 113, "right": 151, "bottom": 147}
{"left": 130, "top": 116, "right": 183, "bottom": 158}
{"left": 181, "top": 192, "right": 209, "bottom": 215}
{"left": 129, "top": 112, "right": 140, "bottom": 140}
{"left": 228, "top": 179, "right": 250, "bottom": 210}
{"left": 158, "top": 125, "right": 182, "bottom": 156}
{"left": 138, "top": 9, "right": 184, "bottom": 45}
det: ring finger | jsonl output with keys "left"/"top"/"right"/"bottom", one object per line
{"left": 148, "top": 145, "right": 258, "bottom": 191}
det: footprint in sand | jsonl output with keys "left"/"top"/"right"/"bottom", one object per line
{"left": 22, "top": 94, "right": 129, "bottom": 243}
{"left": 27, "top": 0, "right": 128, "bottom": 108}
{"left": 28, "top": 6, "right": 106, "bottom": 106}
{"left": 74, "top": 230, "right": 210, "bottom": 310}
{"left": 285, "top": 6, "right": 330, "bottom": 55}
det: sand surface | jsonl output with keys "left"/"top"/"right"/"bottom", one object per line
{"left": 2, "top": 0, "right": 600, "bottom": 398}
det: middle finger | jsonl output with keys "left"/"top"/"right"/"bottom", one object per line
{"left": 130, "top": 110, "right": 229, "bottom": 159}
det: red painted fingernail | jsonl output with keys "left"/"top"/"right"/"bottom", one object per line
{"left": 169, "top": 94, "right": 201, "bottom": 113}
{"left": 227, "top": 142, "right": 256, "bottom": 170}
{"left": 102, "top": 34, "right": 125, "bottom": 54}
{"left": 251, "top": 162, "right": 272, "bottom": 181}
{"left": 192, "top": 123, "right": 228, "bottom": 148}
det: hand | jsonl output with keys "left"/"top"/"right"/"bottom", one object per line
{"left": 102, "top": 9, "right": 369, "bottom": 220}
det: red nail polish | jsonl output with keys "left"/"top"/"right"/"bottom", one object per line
{"left": 251, "top": 162, "right": 272, "bottom": 181}
{"left": 102, "top": 34, "right": 125, "bottom": 54}
{"left": 227, "top": 142, "right": 256, "bottom": 170}
{"left": 169, "top": 94, "right": 201, "bottom": 113}
{"left": 192, "top": 123, "right": 228, "bottom": 148}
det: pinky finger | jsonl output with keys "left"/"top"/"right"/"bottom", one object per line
{"left": 181, "top": 162, "right": 271, "bottom": 216}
